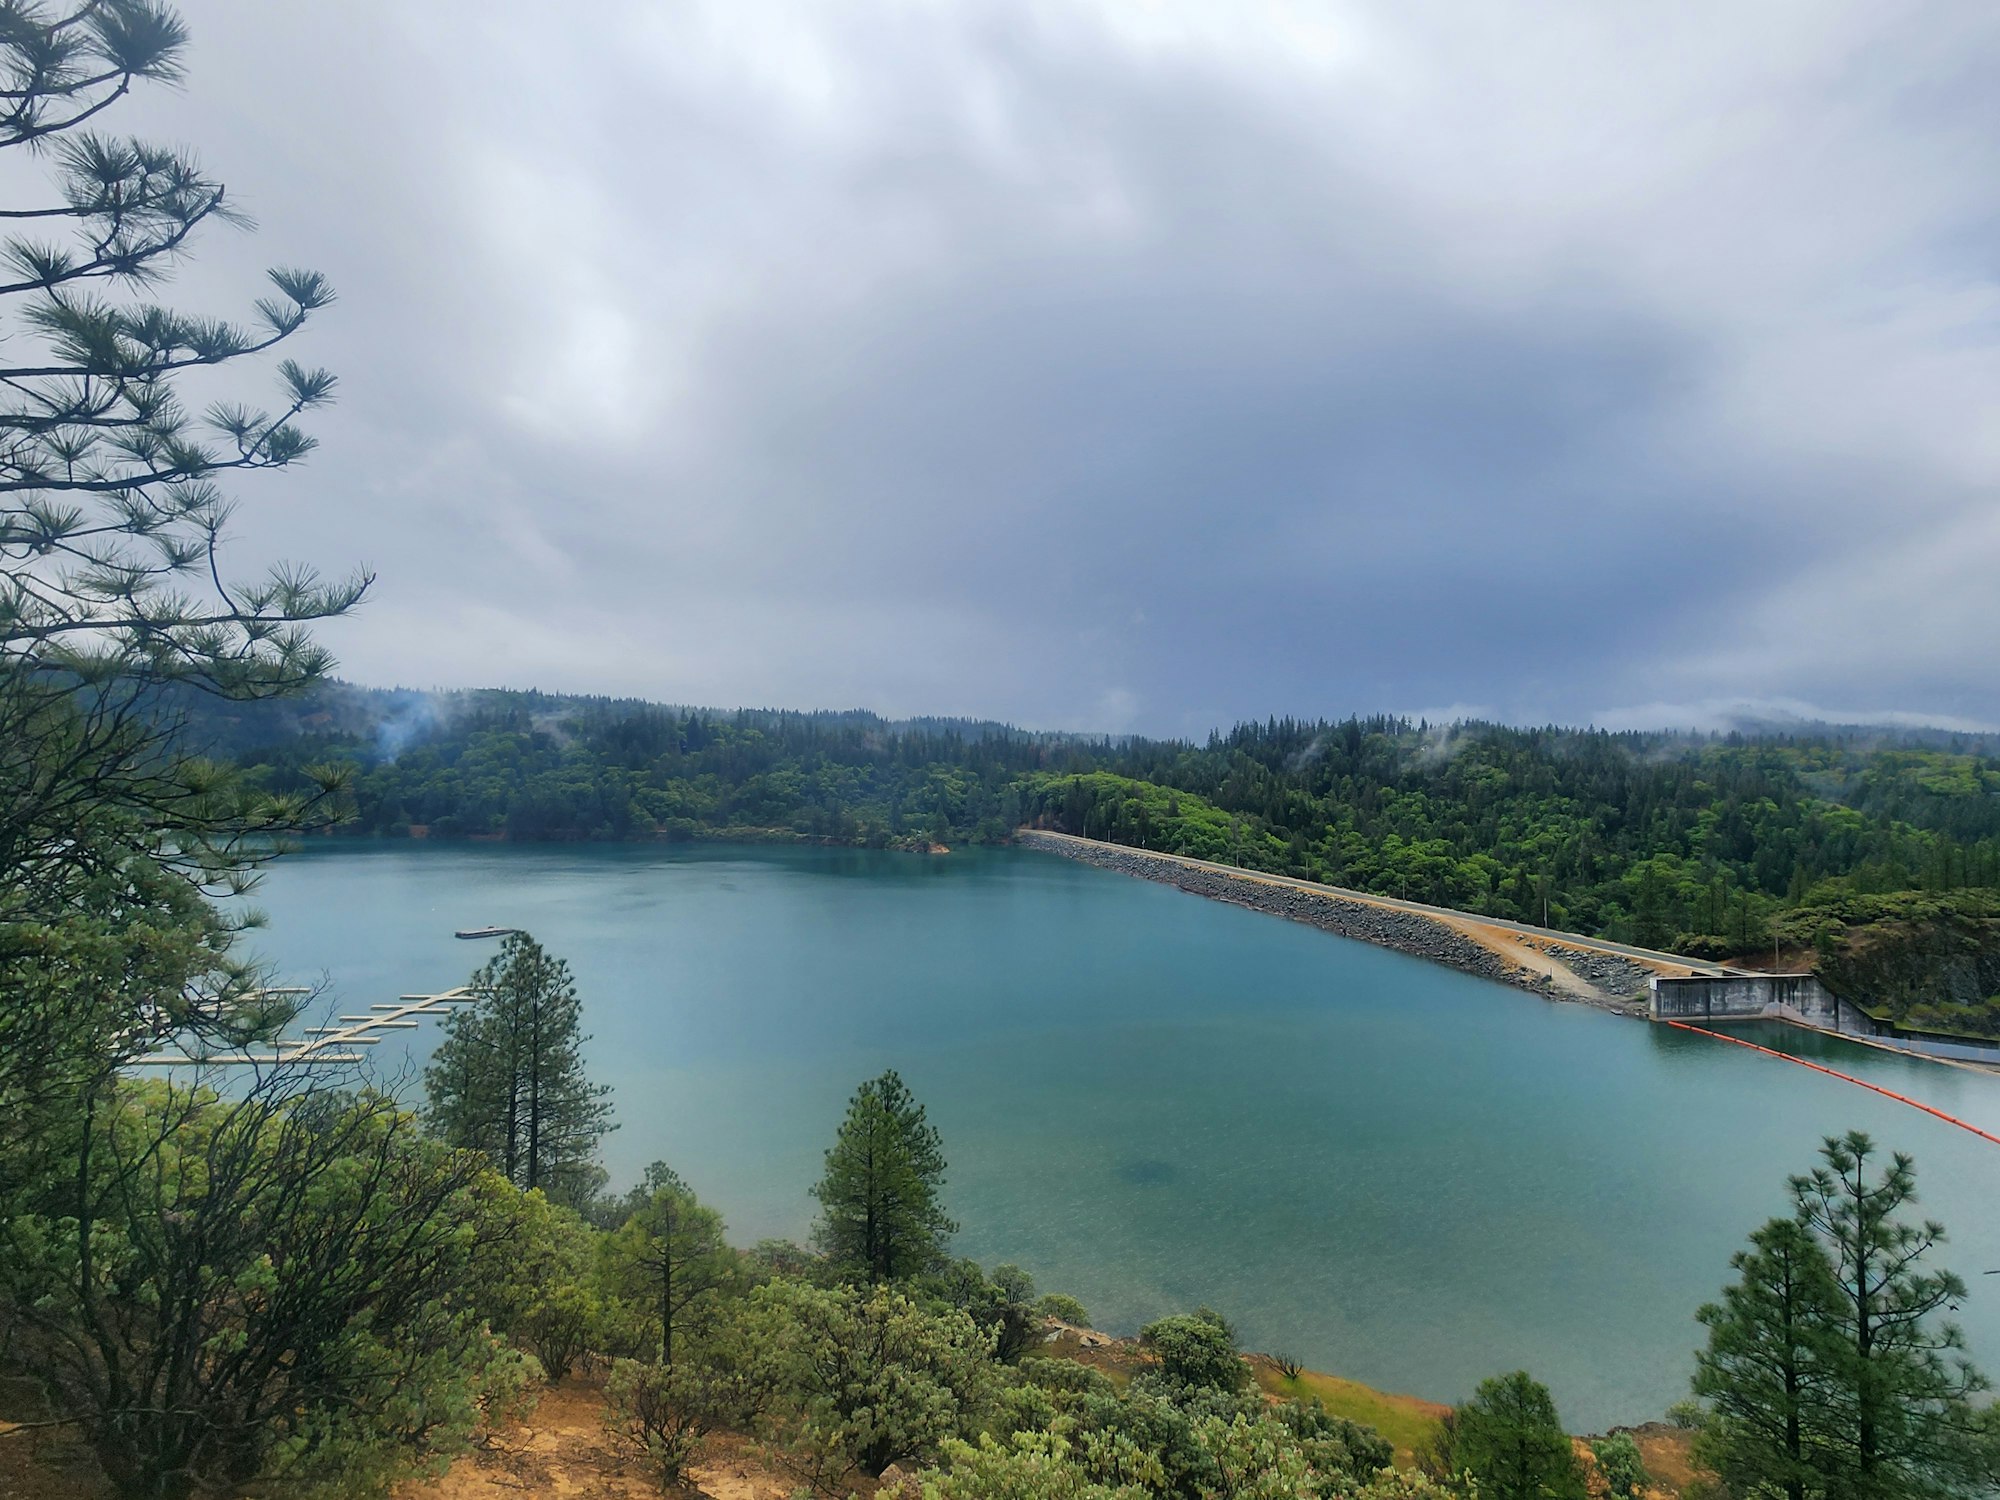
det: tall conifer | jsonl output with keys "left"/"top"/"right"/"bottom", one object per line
{"left": 1446, "top": 1371, "right": 1587, "bottom": 1500}
{"left": 1791, "top": 1133, "right": 1990, "bottom": 1499}
{"left": 1691, "top": 1134, "right": 1994, "bottom": 1500}
{"left": 810, "top": 1070, "right": 956, "bottom": 1283}
{"left": 424, "top": 932, "right": 614, "bottom": 1207}
{"left": 604, "top": 1163, "right": 732, "bottom": 1365}
{"left": 1692, "top": 1218, "right": 1847, "bottom": 1500}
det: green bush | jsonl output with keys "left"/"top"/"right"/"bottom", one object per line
{"left": 1590, "top": 1432, "right": 1651, "bottom": 1499}
{"left": 749, "top": 1279, "right": 996, "bottom": 1485}
{"left": 1037, "top": 1293, "right": 1091, "bottom": 1327}
{"left": 1139, "top": 1311, "right": 1247, "bottom": 1393}
{"left": 604, "top": 1349, "right": 762, "bottom": 1491}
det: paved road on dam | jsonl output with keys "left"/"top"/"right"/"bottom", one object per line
{"left": 1021, "top": 829, "right": 1736, "bottom": 981}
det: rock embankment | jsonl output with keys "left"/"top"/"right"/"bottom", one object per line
{"left": 1017, "top": 831, "right": 1547, "bottom": 997}
{"left": 1531, "top": 940, "right": 1656, "bottom": 1001}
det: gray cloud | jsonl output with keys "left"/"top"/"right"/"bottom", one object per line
{"left": 103, "top": 0, "right": 2000, "bottom": 732}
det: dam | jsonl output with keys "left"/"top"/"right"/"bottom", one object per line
{"left": 1650, "top": 974, "right": 2000, "bottom": 1065}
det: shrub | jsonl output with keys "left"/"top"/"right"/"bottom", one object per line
{"left": 1590, "top": 1432, "right": 1651, "bottom": 1500}
{"left": 750, "top": 1279, "right": 995, "bottom": 1484}
{"left": 462, "top": 1179, "right": 604, "bottom": 1380}
{"left": 1016, "top": 1357, "right": 1118, "bottom": 1399}
{"left": 1273, "top": 1398, "right": 1395, "bottom": 1477}
{"left": 3, "top": 1083, "right": 534, "bottom": 1498}
{"left": 1037, "top": 1293, "right": 1091, "bottom": 1327}
{"left": 1139, "top": 1311, "right": 1248, "bottom": 1393}
{"left": 921, "top": 1428, "right": 1157, "bottom": 1499}
{"left": 604, "top": 1352, "right": 760, "bottom": 1491}
{"left": 926, "top": 1259, "right": 1047, "bottom": 1363}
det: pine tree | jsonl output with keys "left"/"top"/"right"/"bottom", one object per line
{"left": 424, "top": 932, "right": 614, "bottom": 1208}
{"left": 1790, "top": 1132, "right": 1991, "bottom": 1500}
{"left": 0, "top": 0, "right": 361, "bottom": 1081}
{"left": 1446, "top": 1371, "right": 1587, "bottom": 1500}
{"left": 604, "top": 1163, "right": 732, "bottom": 1365}
{"left": 1692, "top": 1217, "right": 1847, "bottom": 1500}
{"left": 810, "top": 1069, "right": 956, "bottom": 1283}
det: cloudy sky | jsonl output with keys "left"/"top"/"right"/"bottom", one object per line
{"left": 109, "top": 1, "right": 2000, "bottom": 735}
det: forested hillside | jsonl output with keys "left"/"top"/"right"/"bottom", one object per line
{"left": 219, "top": 686, "right": 2000, "bottom": 966}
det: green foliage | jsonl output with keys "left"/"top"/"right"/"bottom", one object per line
{"left": 926, "top": 1259, "right": 1052, "bottom": 1364}
{"left": 0, "top": 0, "right": 362, "bottom": 1050}
{"left": 461, "top": 1178, "right": 605, "bottom": 1381}
{"left": 1789, "top": 1133, "right": 1991, "bottom": 1498}
{"left": 604, "top": 1337, "right": 765, "bottom": 1492}
{"left": 0, "top": 12, "right": 467, "bottom": 1491}
{"left": 229, "top": 692, "right": 2000, "bottom": 1006}
{"left": 0, "top": 865, "right": 238, "bottom": 1207}
{"left": 1188, "top": 1413, "right": 1327, "bottom": 1499}
{"left": 1016, "top": 1356, "right": 1120, "bottom": 1401}
{"left": 0, "top": 0, "right": 361, "bottom": 709}
{"left": 1688, "top": 1135, "right": 1999, "bottom": 1500}
{"left": 1588, "top": 1431, "right": 1651, "bottom": 1499}
{"left": 748, "top": 1278, "right": 997, "bottom": 1483}
{"left": 424, "top": 930, "right": 616, "bottom": 1208}
{"left": 1777, "top": 890, "right": 2000, "bottom": 1035}
{"left": 1183, "top": 1409, "right": 1446, "bottom": 1500}
{"left": 1444, "top": 1371, "right": 1587, "bottom": 1500}
{"left": 938, "top": 1352, "right": 1409, "bottom": 1500}
{"left": 1272, "top": 1398, "right": 1397, "bottom": 1479}
{"left": 230, "top": 692, "right": 1059, "bottom": 844}
{"left": 922, "top": 1427, "right": 1157, "bottom": 1500}
{"left": 1091, "top": 1380, "right": 1262, "bottom": 1498}
{"left": 604, "top": 1358, "right": 709, "bottom": 1490}
{"left": 746, "top": 1236, "right": 825, "bottom": 1280}
{"left": 1343, "top": 1474, "right": 1479, "bottom": 1500}
{"left": 812, "top": 1069, "right": 958, "bottom": 1283}
{"left": 1412, "top": 1409, "right": 1460, "bottom": 1485}
{"left": 1038, "top": 1292, "right": 1092, "bottom": 1327}
{"left": 1020, "top": 771, "right": 1292, "bottom": 869}
{"left": 601, "top": 1164, "right": 735, "bottom": 1364}
{"left": 1691, "top": 1217, "right": 1847, "bottom": 1498}
{"left": 1140, "top": 1310, "right": 1249, "bottom": 1394}
{"left": 0, "top": 1081, "right": 532, "bottom": 1499}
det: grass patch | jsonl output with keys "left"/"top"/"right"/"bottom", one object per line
{"left": 1041, "top": 1335, "right": 1446, "bottom": 1467}
{"left": 1251, "top": 1359, "right": 1447, "bottom": 1465}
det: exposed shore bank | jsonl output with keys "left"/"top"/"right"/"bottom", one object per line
{"left": 1015, "top": 828, "right": 1684, "bottom": 1014}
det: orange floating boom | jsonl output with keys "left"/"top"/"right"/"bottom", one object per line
{"left": 1665, "top": 1019, "right": 2000, "bottom": 1149}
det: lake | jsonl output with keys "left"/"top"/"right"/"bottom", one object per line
{"left": 240, "top": 841, "right": 2000, "bottom": 1431}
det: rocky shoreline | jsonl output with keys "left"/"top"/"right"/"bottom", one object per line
{"left": 1015, "top": 830, "right": 1563, "bottom": 999}
{"left": 1529, "top": 939, "right": 1657, "bottom": 1003}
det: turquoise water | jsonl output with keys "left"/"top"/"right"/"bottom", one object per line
{"left": 242, "top": 842, "right": 2000, "bottom": 1431}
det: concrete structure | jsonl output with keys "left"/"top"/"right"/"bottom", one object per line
{"left": 1651, "top": 974, "right": 1842, "bottom": 1024}
{"left": 1651, "top": 974, "right": 2000, "bottom": 1066}
{"left": 1862, "top": 1033, "right": 2000, "bottom": 1064}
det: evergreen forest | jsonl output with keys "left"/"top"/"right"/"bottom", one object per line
{"left": 219, "top": 683, "right": 2000, "bottom": 977}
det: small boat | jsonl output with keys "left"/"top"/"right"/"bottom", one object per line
{"left": 454, "top": 926, "right": 517, "bottom": 940}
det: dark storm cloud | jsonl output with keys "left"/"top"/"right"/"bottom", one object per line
{"left": 103, "top": 1, "right": 2000, "bottom": 731}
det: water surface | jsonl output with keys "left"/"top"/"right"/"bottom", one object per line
{"left": 243, "top": 842, "right": 2000, "bottom": 1430}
